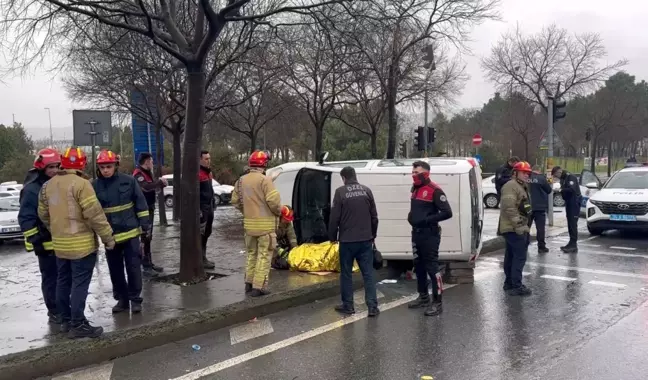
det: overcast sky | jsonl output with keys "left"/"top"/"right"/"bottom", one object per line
{"left": 0, "top": 0, "right": 644, "bottom": 140}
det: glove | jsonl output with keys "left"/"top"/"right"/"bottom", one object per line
{"left": 105, "top": 239, "right": 116, "bottom": 250}
{"left": 141, "top": 229, "right": 149, "bottom": 241}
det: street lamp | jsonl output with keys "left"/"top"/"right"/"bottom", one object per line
{"left": 44, "top": 107, "right": 53, "bottom": 146}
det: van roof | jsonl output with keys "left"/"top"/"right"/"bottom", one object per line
{"left": 269, "top": 158, "right": 476, "bottom": 175}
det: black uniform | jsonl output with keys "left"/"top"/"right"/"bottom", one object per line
{"left": 495, "top": 163, "right": 515, "bottom": 197}
{"left": 18, "top": 169, "right": 59, "bottom": 322}
{"left": 559, "top": 171, "right": 581, "bottom": 249}
{"left": 199, "top": 165, "right": 215, "bottom": 265}
{"left": 407, "top": 175, "right": 453, "bottom": 313}
{"left": 133, "top": 166, "right": 165, "bottom": 271}
{"left": 528, "top": 172, "right": 552, "bottom": 251}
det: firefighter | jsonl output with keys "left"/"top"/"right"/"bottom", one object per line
{"left": 18, "top": 148, "right": 61, "bottom": 325}
{"left": 407, "top": 161, "right": 453, "bottom": 316}
{"left": 499, "top": 161, "right": 533, "bottom": 296}
{"left": 199, "top": 150, "right": 216, "bottom": 269}
{"left": 94, "top": 150, "right": 150, "bottom": 314}
{"left": 231, "top": 150, "right": 282, "bottom": 297}
{"left": 133, "top": 152, "right": 166, "bottom": 276}
{"left": 551, "top": 166, "right": 581, "bottom": 253}
{"left": 272, "top": 205, "right": 298, "bottom": 270}
{"left": 38, "top": 147, "right": 115, "bottom": 338}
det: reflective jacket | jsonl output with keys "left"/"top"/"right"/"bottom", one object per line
{"left": 276, "top": 221, "right": 297, "bottom": 249}
{"left": 38, "top": 169, "right": 115, "bottom": 259}
{"left": 18, "top": 170, "right": 53, "bottom": 253}
{"left": 231, "top": 168, "right": 282, "bottom": 236}
{"left": 93, "top": 172, "right": 150, "bottom": 243}
{"left": 498, "top": 178, "right": 531, "bottom": 235}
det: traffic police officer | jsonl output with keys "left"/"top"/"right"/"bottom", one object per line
{"left": 552, "top": 166, "right": 581, "bottom": 253}
{"left": 407, "top": 160, "right": 453, "bottom": 316}
{"left": 528, "top": 165, "right": 552, "bottom": 253}
{"left": 133, "top": 152, "right": 166, "bottom": 276}
{"left": 94, "top": 150, "right": 151, "bottom": 314}
{"left": 499, "top": 161, "right": 533, "bottom": 296}
{"left": 18, "top": 148, "right": 61, "bottom": 324}
{"left": 199, "top": 150, "right": 216, "bottom": 269}
{"left": 231, "top": 150, "right": 282, "bottom": 297}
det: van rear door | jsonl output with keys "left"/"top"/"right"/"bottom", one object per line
{"left": 292, "top": 168, "right": 333, "bottom": 244}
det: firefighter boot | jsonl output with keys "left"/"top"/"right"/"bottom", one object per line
{"left": 560, "top": 244, "right": 578, "bottom": 253}
{"left": 408, "top": 295, "right": 430, "bottom": 309}
{"left": 68, "top": 321, "right": 103, "bottom": 339}
{"left": 424, "top": 295, "right": 443, "bottom": 317}
{"left": 112, "top": 299, "right": 130, "bottom": 314}
{"left": 131, "top": 301, "right": 142, "bottom": 314}
{"left": 245, "top": 283, "right": 253, "bottom": 293}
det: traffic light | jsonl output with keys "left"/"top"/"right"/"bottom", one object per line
{"left": 427, "top": 127, "right": 436, "bottom": 144}
{"left": 399, "top": 141, "right": 408, "bottom": 158}
{"left": 415, "top": 126, "right": 425, "bottom": 151}
{"left": 421, "top": 45, "right": 436, "bottom": 70}
{"left": 553, "top": 98, "right": 566, "bottom": 122}
{"left": 585, "top": 128, "right": 591, "bottom": 142}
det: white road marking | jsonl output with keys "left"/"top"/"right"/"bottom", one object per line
{"left": 229, "top": 318, "right": 274, "bottom": 345}
{"left": 610, "top": 246, "right": 637, "bottom": 251}
{"left": 52, "top": 363, "right": 113, "bottom": 380}
{"left": 580, "top": 236, "right": 600, "bottom": 242}
{"left": 523, "top": 272, "right": 531, "bottom": 276}
{"left": 584, "top": 250, "right": 648, "bottom": 259}
{"left": 481, "top": 257, "right": 648, "bottom": 280}
{"left": 541, "top": 274, "right": 577, "bottom": 282}
{"left": 172, "top": 285, "right": 457, "bottom": 380}
{"left": 588, "top": 280, "right": 628, "bottom": 289}
{"left": 354, "top": 289, "right": 384, "bottom": 305}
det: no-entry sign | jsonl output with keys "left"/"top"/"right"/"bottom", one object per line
{"left": 472, "top": 134, "right": 482, "bottom": 146}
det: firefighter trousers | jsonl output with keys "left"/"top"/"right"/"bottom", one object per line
{"left": 106, "top": 237, "right": 143, "bottom": 304}
{"left": 244, "top": 232, "right": 276, "bottom": 290}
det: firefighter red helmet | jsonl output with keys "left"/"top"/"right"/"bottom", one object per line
{"left": 60, "top": 147, "right": 87, "bottom": 170}
{"left": 33, "top": 148, "right": 61, "bottom": 170}
{"left": 513, "top": 161, "right": 532, "bottom": 173}
{"left": 96, "top": 149, "right": 119, "bottom": 165}
{"left": 248, "top": 150, "right": 270, "bottom": 168}
{"left": 281, "top": 205, "right": 294, "bottom": 222}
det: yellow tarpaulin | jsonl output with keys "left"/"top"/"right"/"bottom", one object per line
{"left": 288, "top": 241, "right": 359, "bottom": 273}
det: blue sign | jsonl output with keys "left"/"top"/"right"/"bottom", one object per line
{"left": 130, "top": 90, "right": 164, "bottom": 165}
{"left": 474, "top": 154, "right": 482, "bottom": 163}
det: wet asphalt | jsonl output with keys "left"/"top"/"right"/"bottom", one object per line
{"left": 54, "top": 229, "right": 648, "bottom": 380}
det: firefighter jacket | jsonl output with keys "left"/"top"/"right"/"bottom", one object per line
{"left": 498, "top": 178, "right": 531, "bottom": 235}
{"left": 38, "top": 169, "right": 115, "bottom": 259}
{"left": 18, "top": 170, "right": 53, "bottom": 254}
{"left": 276, "top": 221, "right": 298, "bottom": 249}
{"left": 231, "top": 168, "right": 282, "bottom": 237}
{"left": 93, "top": 172, "right": 151, "bottom": 244}
{"left": 133, "top": 166, "right": 164, "bottom": 209}
{"left": 199, "top": 165, "right": 215, "bottom": 219}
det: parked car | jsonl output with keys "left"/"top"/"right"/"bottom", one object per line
{"left": 161, "top": 174, "right": 234, "bottom": 208}
{"left": 482, "top": 174, "right": 563, "bottom": 209}
{"left": 0, "top": 196, "right": 23, "bottom": 243}
{"left": 0, "top": 181, "right": 22, "bottom": 194}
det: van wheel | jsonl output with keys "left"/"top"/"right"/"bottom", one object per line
{"left": 484, "top": 194, "right": 499, "bottom": 208}
{"left": 587, "top": 224, "right": 604, "bottom": 236}
{"left": 165, "top": 196, "right": 173, "bottom": 208}
{"left": 553, "top": 193, "right": 565, "bottom": 207}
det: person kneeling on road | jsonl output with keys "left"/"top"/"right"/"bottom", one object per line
{"left": 272, "top": 205, "right": 298, "bottom": 270}
{"left": 94, "top": 150, "right": 151, "bottom": 314}
{"left": 407, "top": 161, "right": 453, "bottom": 317}
{"left": 499, "top": 161, "right": 533, "bottom": 296}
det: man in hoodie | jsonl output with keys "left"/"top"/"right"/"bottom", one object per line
{"left": 18, "top": 148, "right": 61, "bottom": 325}
{"left": 528, "top": 165, "right": 552, "bottom": 253}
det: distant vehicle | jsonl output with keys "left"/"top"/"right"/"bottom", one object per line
{"left": 481, "top": 175, "right": 562, "bottom": 208}
{"left": 586, "top": 166, "right": 647, "bottom": 235}
{"left": 0, "top": 196, "right": 22, "bottom": 243}
{"left": 162, "top": 174, "right": 234, "bottom": 208}
{"left": 0, "top": 181, "right": 22, "bottom": 194}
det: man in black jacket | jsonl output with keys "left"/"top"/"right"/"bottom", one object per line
{"left": 328, "top": 166, "right": 379, "bottom": 317}
{"left": 495, "top": 156, "right": 521, "bottom": 198}
{"left": 552, "top": 166, "right": 581, "bottom": 253}
{"left": 528, "top": 165, "right": 552, "bottom": 253}
{"left": 407, "top": 161, "right": 453, "bottom": 316}
{"left": 199, "top": 150, "right": 216, "bottom": 269}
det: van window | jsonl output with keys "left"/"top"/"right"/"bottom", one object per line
{"left": 292, "top": 169, "right": 332, "bottom": 244}
{"left": 468, "top": 167, "right": 481, "bottom": 251}
{"left": 324, "top": 161, "right": 368, "bottom": 168}
{"left": 165, "top": 178, "right": 174, "bottom": 187}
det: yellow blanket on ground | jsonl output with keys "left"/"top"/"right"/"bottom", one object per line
{"left": 288, "top": 241, "right": 359, "bottom": 273}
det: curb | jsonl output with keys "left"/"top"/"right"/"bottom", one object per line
{"left": 0, "top": 271, "right": 387, "bottom": 380}
{"left": 479, "top": 226, "right": 570, "bottom": 256}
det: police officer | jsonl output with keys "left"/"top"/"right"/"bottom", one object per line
{"left": 231, "top": 150, "right": 282, "bottom": 297}
{"left": 272, "top": 205, "right": 298, "bottom": 270}
{"left": 552, "top": 166, "right": 581, "bottom": 253}
{"left": 407, "top": 161, "right": 453, "bottom": 316}
{"left": 528, "top": 165, "right": 552, "bottom": 253}
{"left": 18, "top": 148, "right": 61, "bottom": 325}
{"left": 94, "top": 150, "right": 150, "bottom": 314}
{"left": 133, "top": 153, "right": 166, "bottom": 276}
{"left": 199, "top": 150, "right": 216, "bottom": 269}
{"left": 499, "top": 161, "right": 533, "bottom": 296}
{"left": 495, "top": 156, "right": 520, "bottom": 198}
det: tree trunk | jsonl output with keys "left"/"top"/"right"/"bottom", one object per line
{"left": 314, "top": 123, "right": 324, "bottom": 159}
{"left": 250, "top": 132, "right": 257, "bottom": 153}
{"left": 172, "top": 127, "right": 182, "bottom": 221}
{"left": 370, "top": 129, "right": 378, "bottom": 158}
{"left": 179, "top": 63, "right": 207, "bottom": 282}
{"left": 385, "top": 62, "right": 398, "bottom": 159}
{"left": 155, "top": 124, "right": 168, "bottom": 226}
{"left": 607, "top": 138, "right": 613, "bottom": 178}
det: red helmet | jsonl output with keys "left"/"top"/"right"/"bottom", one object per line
{"left": 60, "top": 147, "right": 87, "bottom": 171}
{"left": 513, "top": 161, "right": 532, "bottom": 173}
{"left": 96, "top": 149, "right": 119, "bottom": 165}
{"left": 280, "top": 205, "right": 294, "bottom": 222}
{"left": 33, "top": 148, "right": 61, "bottom": 170}
{"left": 248, "top": 150, "right": 271, "bottom": 168}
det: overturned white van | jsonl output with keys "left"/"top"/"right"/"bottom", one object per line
{"left": 266, "top": 157, "right": 485, "bottom": 264}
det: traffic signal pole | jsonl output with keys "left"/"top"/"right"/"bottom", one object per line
{"left": 423, "top": 88, "right": 429, "bottom": 157}
{"left": 547, "top": 97, "right": 554, "bottom": 226}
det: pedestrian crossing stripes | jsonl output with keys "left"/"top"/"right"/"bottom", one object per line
{"left": 541, "top": 274, "right": 577, "bottom": 282}
{"left": 588, "top": 280, "right": 628, "bottom": 289}
{"left": 52, "top": 363, "right": 113, "bottom": 380}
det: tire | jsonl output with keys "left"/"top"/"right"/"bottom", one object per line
{"left": 587, "top": 224, "right": 604, "bottom": 236}
{"left": 165, "top": 195, "right": 173, "bottom": 208}
{"left": 214, "top": 195, "right": 222, "bottom": 206}
{"left": 484, "top": 194, "right": 499, "bottom": 208}
{"left": 553, "top": 193, "right": 565, "bottom": 207}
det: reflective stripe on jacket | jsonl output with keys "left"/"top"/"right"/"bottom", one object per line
{"left": 38, "top": 169, "right": 115, "bottom": 259}
{"left": 18, "top": 170, "right": 54, "bottom": 253}
{"left": 231, "top": 169, "right": 282, "bottom": 236}
{"left": 498, "top": 178, "right": 531, "bottom": 234}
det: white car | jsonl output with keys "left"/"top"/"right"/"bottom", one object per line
{"left": 0, "top": 196, "right": 23, "bottom": 243}
{"left": 481, "top": 174, "right": 563, "bottom": 208}
{"left": 162, "top": 174, "right": 234, "bottom": 208}
{"left": 585, "top": 166, "right": 648, "bottom": 235}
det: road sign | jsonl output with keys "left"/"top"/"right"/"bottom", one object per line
{"left": 72, "top": 110, "right": 112, "bottom": 147}
{"left": 472, "top": 134, "right": 482, "bottom": 146}
{"left": 130, "top": 90, "right": 164, "bottom": 165}
{"left": 474, "top": 153, "right": 482, "bottom": 163}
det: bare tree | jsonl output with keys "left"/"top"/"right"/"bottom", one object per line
{"left": 481, "top": 24, "right": 628, "bottom": 111}
{"left": 504, "top": 92, "right": 540, "bottom": 160}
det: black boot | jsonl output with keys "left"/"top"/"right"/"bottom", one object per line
{"left": 538, "top": 246, "right": 549, "bottom": 254}
{"left": 151, "top": 264, "right": 164, "bottom": 272}
{"left": 68, "top": 321, "right": 103, "bottom": 339}
{"left": 424, "top": 301, "right": 443, "bottom": 316}
{"left": 249, "top": 288, "right": 271, "bottom": 297}
{"left": 334, "top": 304, "right": 355, "bottom": 315}
{"left": 507, "top": 284, "right": 532, "bottom": 296}
{"left": 245, "top": 283, "right": 253, "bottom": 293}
{"left": 408, "top": 295, "right": 430, "bottom": 309}
{"left": 560, "top": 244, "right": 578, "bottom": 253}
{"left": 112, "top": 300, "right": 130, "bottom": 314}
{"left": 203, "top": 258, "right": 216, "bottom": 269}
{"left": 131, "top": 301, "right": 142, "bottom": 314}
{"left": 47, "top": 311, "right": 62, "bottom": 324}
{"left": 142, "top": 267, "right": 159, "bottom": 278}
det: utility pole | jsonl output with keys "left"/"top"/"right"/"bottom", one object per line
{"left": 423, "top": 88, "right": 429, "bottom": 157}
{"left": 421, "top": 43, "right": 436, "bottom": 158}
{"left": 547, "top": 96, "right": 555, "bottom": 226}
{"left": 86, "top": 119, "right": 100, "bottom": 180}
{"left": 45, "top": 107, "right": 53, "bottom": 146}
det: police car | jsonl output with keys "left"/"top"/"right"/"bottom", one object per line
{"left": 0, "top": 196, "right": 22, "bottom": 243}
{"left": 585, "top": 165, "right": 648, "bottom": 235}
